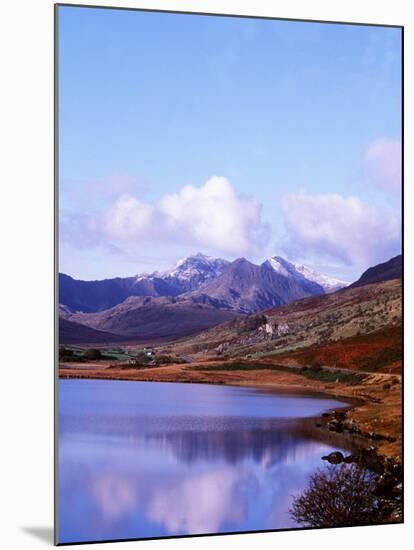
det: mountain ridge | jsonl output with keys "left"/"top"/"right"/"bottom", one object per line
{"left": 349, "top": 255, "right": 402, "bottom": 289}
{"left": 188, "top": 257, "right": 321, "bottom": 314}
{"left": 59, "top": 253, "right": 348, "bottom": 313}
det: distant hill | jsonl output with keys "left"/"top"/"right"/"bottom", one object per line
{"left": 59, "top": 318, "right": 122, "bottom": 344}
{"left": 349, "top": 255, "right": 402, "bottom": 289}
{"left": 59, "top": 273, "right": 138, "bottom": 313}
{"left": 65, "top": 295, "right": 239, "bottom": 341}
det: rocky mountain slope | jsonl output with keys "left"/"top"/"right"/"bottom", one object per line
{"left": 189, "top": 257, "right": 321, "bottom": 314}
{"left": 349, "top": 255, "right": 402, "bottom": 289}
{"left": 172, "top": 278, "right": 402, "bottom": 368}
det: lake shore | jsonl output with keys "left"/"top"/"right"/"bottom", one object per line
{"left": 59, "top": 358, "right": 402, "bottom": 462}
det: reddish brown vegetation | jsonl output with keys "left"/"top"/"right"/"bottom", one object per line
{"left": 276, "top": 326, "right": 402, "bottom": 373}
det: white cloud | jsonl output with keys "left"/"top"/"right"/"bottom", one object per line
{"left": 281, "top": 191, "right": 400, "bottom": 269}
{"left": 102, "top": 195, "right": 154, "bottom": 240}
{"left": 159, "top": 176, "right": 263, "bottom": 255}
{"left": 98, "top": 176, "right": 266, "bottom": 256}
{"left": 362, "top": 138, "right": 402, "bottom": 194}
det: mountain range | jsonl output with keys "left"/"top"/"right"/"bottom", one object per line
{"left": 59, "top": 253, "right": 401, "bottom": 343}
{"left": 59, "top": 253, "right": 229, "bottom": 313}
{"left": 188, "top": 258, "right": 323, "bottom": 314}
{"left": 59, "top": 253, "right": 346, "bottom": 313}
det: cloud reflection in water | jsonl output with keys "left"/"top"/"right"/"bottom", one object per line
{"left": 58, "top": 380, "right": 349, "bottom": 543}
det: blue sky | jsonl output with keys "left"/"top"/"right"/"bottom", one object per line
{"left": 58, "top": 6, "right": 402, "bottom": 281}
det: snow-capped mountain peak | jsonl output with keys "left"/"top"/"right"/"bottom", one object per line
{"left": 266, "top": 257, "right": 290, "bottom": 277}
{"left": 291, "top": 262, "right": 349, "bottom": 293}
{"left": 164, "top": 253, "right": 229, "bottom": 281}
{"left": 133, "top": 253, "right": 348, "bottom": 298}
{"left": 134, "top": 253, "right": 230, "bottom": 293}
{"left": 265, "top": 256, "right": 348, "bottom": 294}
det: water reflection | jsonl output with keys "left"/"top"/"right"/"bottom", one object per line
{"left": 58, "top": 380, "right": 349, "bottom": 543}
{"left": 147, "top": 468, "right": 247, "bottom": 534}
{"left": 89, "top": 474, "right": 139, "bottom": 522}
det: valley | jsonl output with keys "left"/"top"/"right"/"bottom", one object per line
{"left": 59, "top": 254, "right": 402, "bottom": 463}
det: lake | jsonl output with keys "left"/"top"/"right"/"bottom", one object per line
{"left": 57, "top": 379, "right": 349, "bottom": 544}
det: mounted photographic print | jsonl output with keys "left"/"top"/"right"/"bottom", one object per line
{"left": 55, "top": 3, "right": 403, "bottom": 545}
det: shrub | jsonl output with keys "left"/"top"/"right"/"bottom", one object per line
{"left": 59, "top": 347, "right": 74, "bottom": 359}
{"left": 134, "top": 351, "right": 152, "bottom": 364}
{"left": 84, "top": 348, "right": 102, "bottom": 360}
{"left": 236, "top": 314, "right": 267, "bottom": 334}
{"left": 357, "top": 347, "right": 401, "bottom": 372}
{"left": 290, "top": 464, "right": 386, "bottom": 527}
{"left": 154, "top": 354, "right": 177, "bottom": 364}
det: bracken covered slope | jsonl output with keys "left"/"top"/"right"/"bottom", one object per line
{"left": 171, "top": 279, "right": 402, "bottom": 371}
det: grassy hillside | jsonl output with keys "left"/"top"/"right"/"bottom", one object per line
{"left": 168, "top": 279, "right": 402, "bottom": 373}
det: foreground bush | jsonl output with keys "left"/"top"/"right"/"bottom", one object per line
{"left": 290, "top": 464, "right": 391, "bottom": 527}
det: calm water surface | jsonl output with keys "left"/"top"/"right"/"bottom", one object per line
{"left": 58, "top": 379, "right": 348, "bottom": 543}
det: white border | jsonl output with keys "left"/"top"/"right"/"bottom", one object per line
{"left": 1, "top": 1, "right": 412, "bottom": 549}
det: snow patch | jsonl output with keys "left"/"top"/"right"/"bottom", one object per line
{"left": 292, "top": 262, "right": 349, "bottom": 293}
